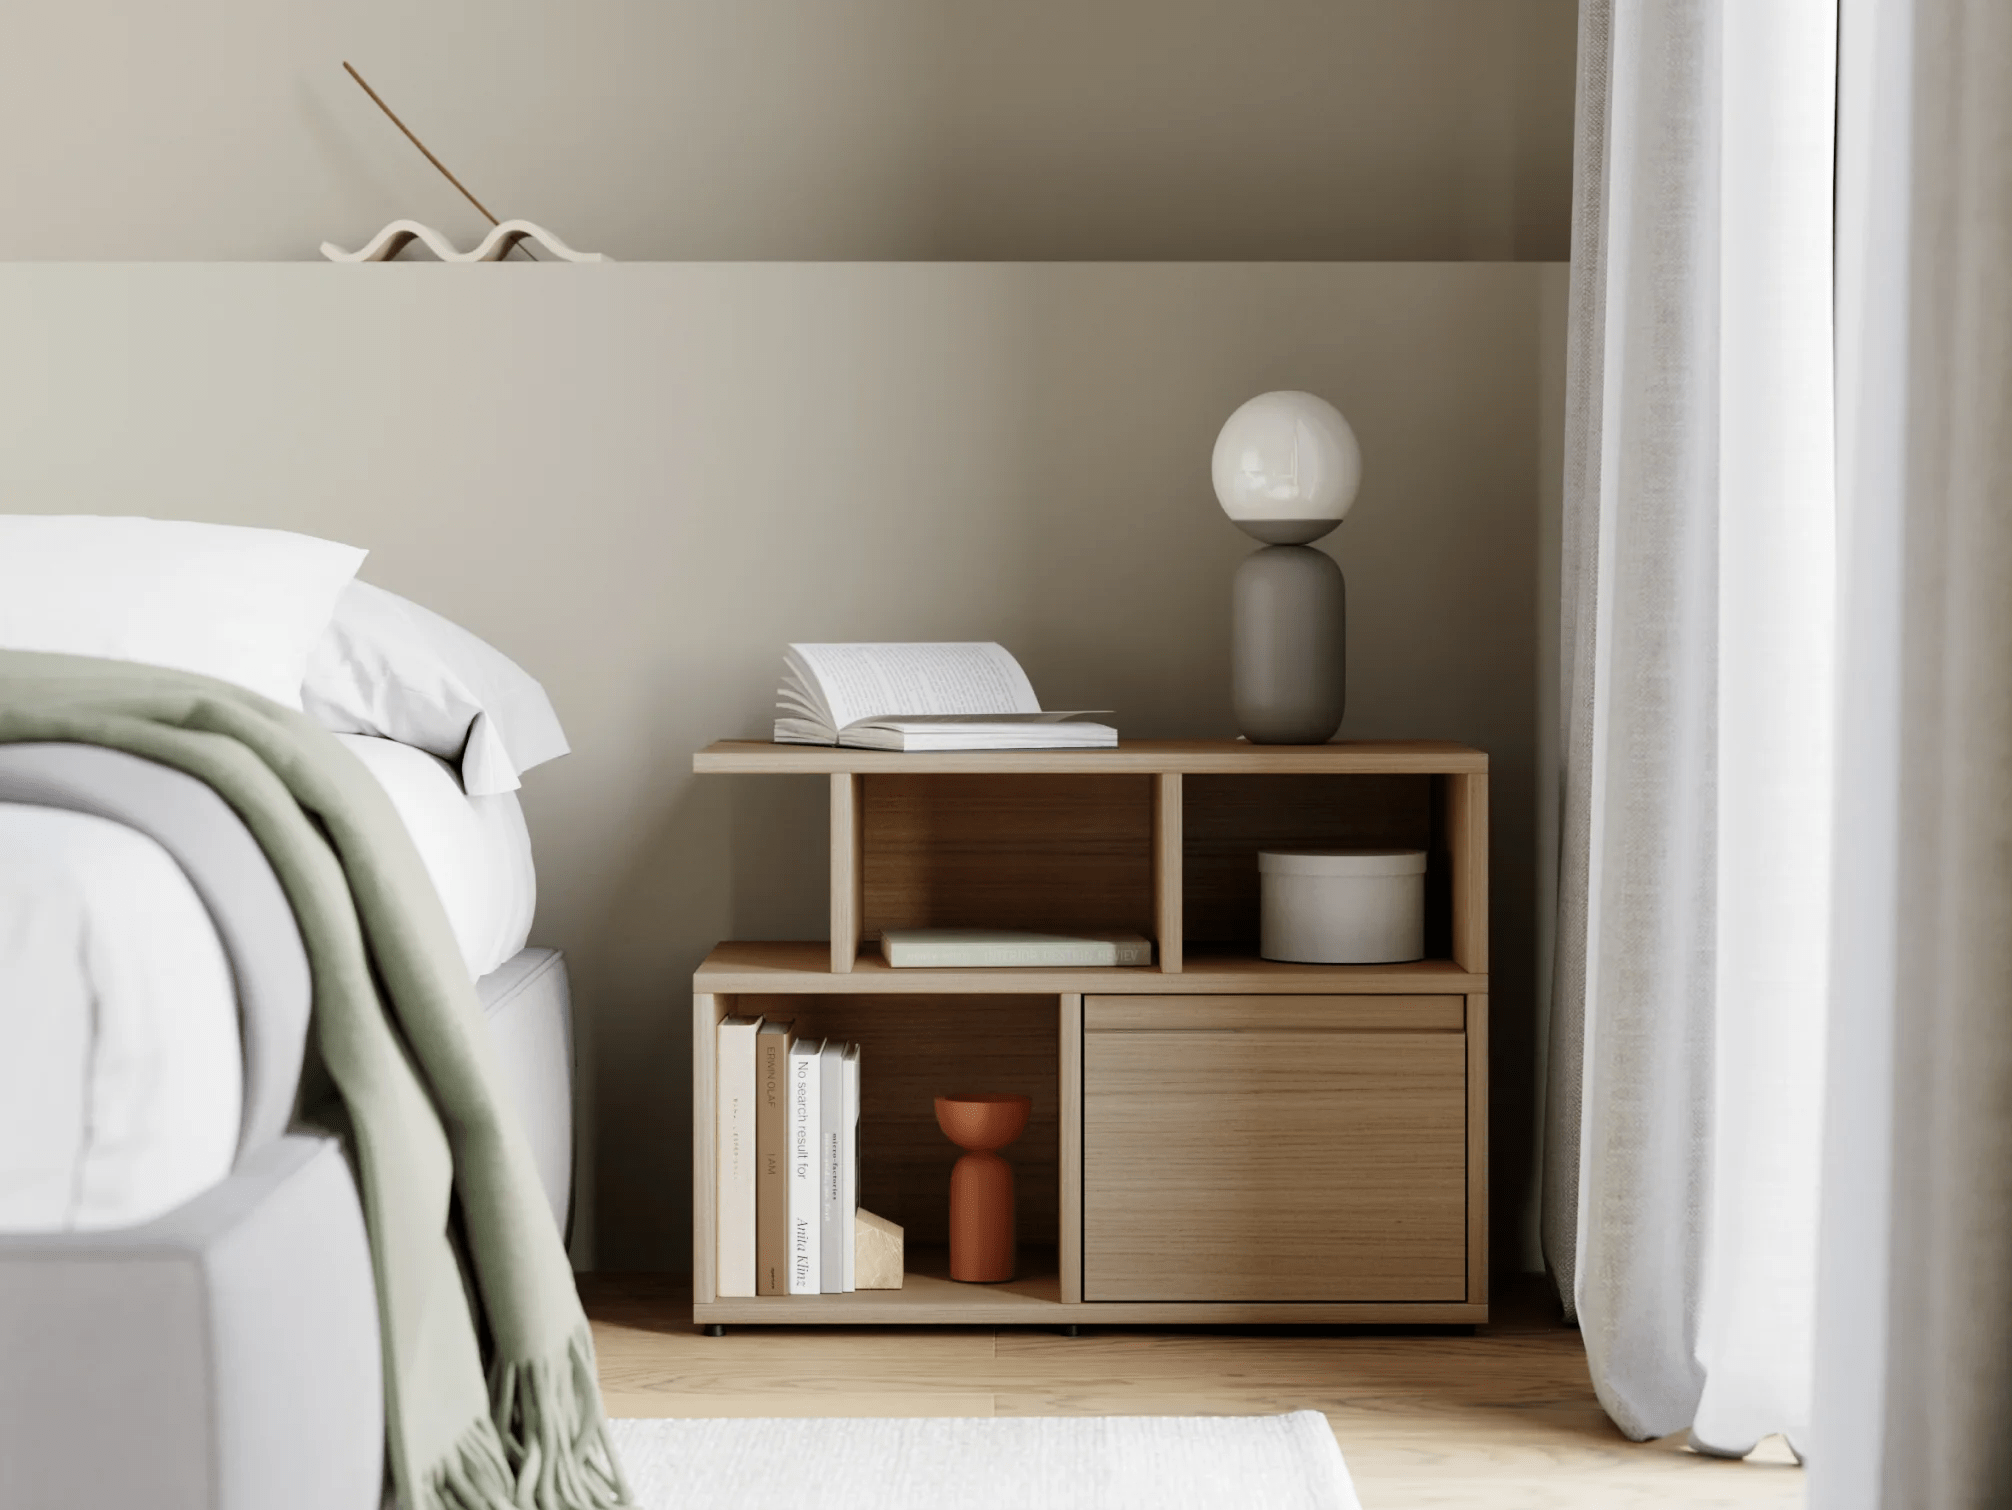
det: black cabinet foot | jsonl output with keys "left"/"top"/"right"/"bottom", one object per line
{"left": 703, "top": 1324, "right": 726, "bottom": 1337}
{"left": 1060, "top": 1324, "right": 1081, "bottom": 1338}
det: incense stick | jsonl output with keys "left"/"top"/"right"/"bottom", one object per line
{"left": 342, "top": 61, "right": 537, "bottom": 260}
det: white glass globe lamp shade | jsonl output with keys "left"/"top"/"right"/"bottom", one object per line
{"left": 1210, "top": 390, "right": 1362, "bottom": 545}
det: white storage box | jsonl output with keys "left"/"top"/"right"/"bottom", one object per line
{"left": 1259, "top": 848, "right": 1428, "bottom": 964}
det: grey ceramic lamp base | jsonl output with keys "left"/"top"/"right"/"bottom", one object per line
{"left": 1232, "top": 544, "right": 1346, "bottom": 744}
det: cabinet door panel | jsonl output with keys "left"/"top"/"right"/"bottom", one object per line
{"left": 1083, "top": 1029, "right": 1466, "bottom": 1301}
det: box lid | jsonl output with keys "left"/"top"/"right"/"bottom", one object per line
{"left": 1258, "top": 847, "right": 1428, "bottom": 878}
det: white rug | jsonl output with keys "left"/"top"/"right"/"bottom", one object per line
{"left": 608, "top": 1411, "right": 1359, "bottom": 1510}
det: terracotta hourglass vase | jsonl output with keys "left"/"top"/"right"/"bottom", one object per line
{"left": 934, "top": 1093, "right": 1032, "bottom": 1283}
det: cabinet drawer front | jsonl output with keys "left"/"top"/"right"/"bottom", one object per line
{"left": 1084, "top": 995, "right": 1463, "bottom": 1033}
{"left": 1084, "top": 1028, "right": 1466, "bottom": 1302}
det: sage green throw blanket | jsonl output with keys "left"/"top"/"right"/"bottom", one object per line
{"left": 0, "top": 651, "right": 630, "bottom": 1510}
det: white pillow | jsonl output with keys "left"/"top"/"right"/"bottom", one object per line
{"left": 0, "top": 516, "right": 366, "bottom": 708}
{"left": 301, "top": 580, "right": 569, "bottom": 795}
{"left": 336, "top": 734, "right": 536, "bottom": 979}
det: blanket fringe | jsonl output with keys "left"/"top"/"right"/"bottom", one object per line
{"left": 422, "top": 1416, "right": 516, "bottom": 1510}
{"left": 488, "top": 1326, "right": 634, "bottom": 1509}
{"left": 416, "top": 1328, "right": 631, "bottom": 1510}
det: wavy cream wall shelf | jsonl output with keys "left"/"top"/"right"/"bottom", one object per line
{"left": 321, "top": 219, "right": 608, "bottom": 263}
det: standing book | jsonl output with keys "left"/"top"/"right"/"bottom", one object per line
{"left": 754, "top": 1021, "right": 793, "bottom": 1296}
{"left": 787, "top": 1038, "right": 824, "bottom": 1296}
{"left": 841, "top": 1043, "right": 861, "bottom": 1292}
{"left": 818, "top": 1041, "right": 849, "bottom": 1294}
{"left": 714, "top": 1014, "right": 762, "bottom": 1297}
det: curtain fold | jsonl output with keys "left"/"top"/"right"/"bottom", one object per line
{"left": 1813, "top": 2, "right": 2012, "bottom": 1504}
{"left": 1543, "top": 0, "right": 1835, "bottom": 1452}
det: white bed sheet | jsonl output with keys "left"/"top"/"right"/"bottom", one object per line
{"left": 334, "top": 734, "right": 537, "bottom": 981}
{"left": 0, "top": 806, "right": 241, "bottom": 1232}
{"left": 0, "top": 735, "right": 536, "bottom": 1235}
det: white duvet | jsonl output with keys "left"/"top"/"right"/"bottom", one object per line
{"left": 0, "top": 806, "right": 241, "bottom": 1230}
{"left": 0, "top": 739, "right": 536, "bottom": 1233}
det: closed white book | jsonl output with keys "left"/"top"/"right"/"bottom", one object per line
{"left": 819, "top": 1041, "right": 848, "bottom": 1294}
{"left": 842, "top": 1044, "right": 861, "bottom": 1292}
{"left": 880, "top": 928, "right": 1155, "bottom": 969}
{"left": 787, "top": 1038, "right": 824, "bottom": 1296}
{"left": 714, "top": 1014, "right": 762, "bottom": 1298}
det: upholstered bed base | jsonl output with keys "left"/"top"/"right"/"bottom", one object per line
{"left": 0, "top": 948, "right": 575, "bottom": 1510}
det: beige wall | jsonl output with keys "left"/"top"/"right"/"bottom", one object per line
{"left": 0, "top": 1, "right": 1575, "bottom": 262}
{"left": 0, "top": 262, "right": 1560, "bottom": 1270}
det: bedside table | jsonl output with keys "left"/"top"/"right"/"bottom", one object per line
{"left": 688, "top": 739, "right": 1488, "bottom": 1327}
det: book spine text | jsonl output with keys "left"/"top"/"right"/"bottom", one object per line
{"left": 715, "top": 1016, "right": 760, "bottom": 1297}
{"left": 788, "top": 1042, "right": 823, "bottom": 1296}
{"left": 755, "top": 1025, "right": 791, "bottom": 1295}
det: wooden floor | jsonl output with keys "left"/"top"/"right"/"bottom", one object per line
{"left": 583, "top": 1275, "right": 1804, "bottom": 1510}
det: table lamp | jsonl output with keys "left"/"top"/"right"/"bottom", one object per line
{"left": 1211, "top": 390, "right": 1361, "bottom": 743}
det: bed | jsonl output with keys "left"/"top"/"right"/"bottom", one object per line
{"left": 0, "top": 517, "right": 613, "bottom": 1510}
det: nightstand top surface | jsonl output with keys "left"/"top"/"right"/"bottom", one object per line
{"left": 693, "top": 940, "right": 1487, "bottom": 994}
{"left": 694, "top": 738, "right": 1486, "bottom": 776}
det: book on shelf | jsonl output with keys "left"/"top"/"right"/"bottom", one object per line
{"left": 880, "top": 927, "right": 1155, "bottom": 969}
{"left": 818, "top": 1041, "right": 848, "bottom": 1294}
{"left": 714, "top": 1014, "right": 762, "bottom": 1297}
{"left": 754, "top": 1021, "right": 793, "bottom": 1296}
{"left": 773, "top": 642, "right": 1116, "bottom": 751}
{"left": 734, "top": 1020, "right": 865, "bottom": 1303}
{"left": 787, "top": 1038, "right": 824, "bottom": 1296}
{"left": 841, "top": 1044, "right": 860, "bottom": 1292}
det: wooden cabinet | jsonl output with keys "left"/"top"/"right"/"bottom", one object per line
{"left": 690, "top": 739, "right": 1489, "bottom": 1327}
{"left": 1082, "top": 996, "right": 1468, "bottom": 1302}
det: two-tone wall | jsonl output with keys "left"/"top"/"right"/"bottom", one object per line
{"left": 3, "top": 0, "right": 1575, "bottom": 1271}
{"left": 0, "top": 0, "right": 1573, "bottom": 263}
{"left": 0, "top": 262, "right": 1563, "bottom": 1268}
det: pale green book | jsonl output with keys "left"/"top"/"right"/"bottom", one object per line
{"left": 879, "top": 928, "right": 1155, "bottom": 969}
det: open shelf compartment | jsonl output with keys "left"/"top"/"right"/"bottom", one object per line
{"left": 860, "top": 772, "right": 1154, "bottom": 943}
{"left": 692, "top": 989, "right": 1074, "bottom": 1318}
{"left": 1180, "top": 770, "right": 1484, "bottom": 970}
{"left": 781, "top": 743, "right": 1486, "bottom": 978}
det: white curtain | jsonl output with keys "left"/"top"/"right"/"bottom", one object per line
{"left": 1811, "top": 0, "right": 2012, "bottom": 1504}
{"left": 1542, "top": 0, "right": 1836, "bottom": 1454}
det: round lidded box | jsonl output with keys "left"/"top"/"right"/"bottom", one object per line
{"left": 1259, "top": 848, "right": 1428, "bottom": 964}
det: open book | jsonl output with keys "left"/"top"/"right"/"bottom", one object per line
{"left": 774, "top": 643, "right": 1116, "bottom": 751}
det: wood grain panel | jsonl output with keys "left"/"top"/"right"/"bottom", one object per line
{"left": 1084, "top": 1029, "right": 1466, "bottom": 1301}
{"left": 698, "top": 940, "right": 1486, "bottom": 996}
{"left": 1059, "top": 993, "right": 1083, "bottom": 1304}
{"left": 748, "top": 993, "right": 1061, "bottom": 1245}
{"left": 691, "top": 992, "right": 721, "bottom": 1305}
{"left": 697, "top": 739, "right": 1490, "bottom": 776}
{"left": 1183, "top": 774, "right": 1431, "bottom": 946}
{"left": 1153, "top": 772, "right": 1183, "bottom": 973}
{"left": 861, "top": 773, "right": 1153, "bottom": 936}
{"left": 830, "top": 773, "right": 864, "bottom": 972}
{"left": 1441, "top": 773, "right": 1490, "bottom": 973}
{"left": 1084, "top": 995, "right": 1463, "bottom": 1033}
{"left": 1467, "top": 992, "right": 1490, "bottom": 1305}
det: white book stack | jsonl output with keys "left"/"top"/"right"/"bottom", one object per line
{"left": 720, "top": 1019, "right": 865, "bottom": 1300}
{"left": 787, "top": 1038, "right": 823, "bottom": 1295}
